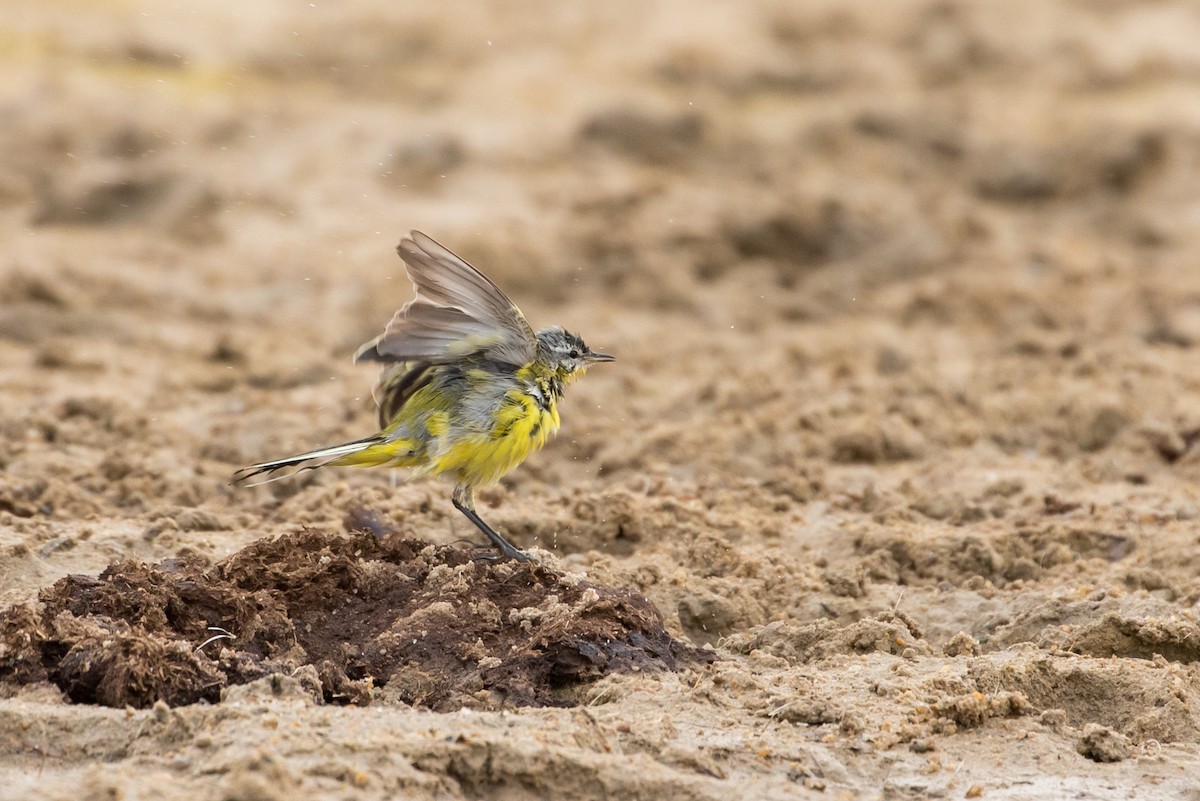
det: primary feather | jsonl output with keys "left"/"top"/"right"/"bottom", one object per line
{"left": 355, "top": 231, "right": 537, "bottom": 367}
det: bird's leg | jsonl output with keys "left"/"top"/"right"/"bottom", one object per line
{"left": 451, "top": 485, "right": 534, "bottom": 563}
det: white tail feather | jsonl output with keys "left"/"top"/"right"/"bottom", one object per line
{"left": 232, "top": 436, "right": 380, "bottom": 486}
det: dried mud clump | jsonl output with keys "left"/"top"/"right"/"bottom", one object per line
{"left": 723, "top": 611, "right": 931, "bottom": 664}
{"left": 922, "top": 690, "right": 1031, "bottom": 733}
{"left": 0, "top": 528, "right": 710, "bottom": 709}
{"left": 1078, "top": 723, "right": 1131, "bottom": 763}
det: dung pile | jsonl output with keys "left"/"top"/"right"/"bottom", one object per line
{"left": 0, "top": 526, "right": 710, "bottom": 709}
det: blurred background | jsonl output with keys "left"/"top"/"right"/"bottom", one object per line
{"left": 2, "top": 0, "right": 1200, "bottom": 618}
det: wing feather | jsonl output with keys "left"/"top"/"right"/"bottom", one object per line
{"left": 372, "top": 360, "right": 435, "bottom": 428}
{"left": 356, "top": 231, "right": 537, "bottom": 367}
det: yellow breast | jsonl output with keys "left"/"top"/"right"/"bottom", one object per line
{"left": 431, "top": 385, "right": 560, "bottom": 487}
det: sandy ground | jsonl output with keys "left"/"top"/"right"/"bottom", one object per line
{"left": 4, "top": 0, "right": 1200, "bottom": 798}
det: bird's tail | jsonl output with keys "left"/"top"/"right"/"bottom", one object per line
{"left": 232, "top": 434, "right": 399, "bottom": 486}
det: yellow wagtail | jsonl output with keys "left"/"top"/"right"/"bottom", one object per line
{"left": 232, "top": 231, "right": 613, "bottom": 562}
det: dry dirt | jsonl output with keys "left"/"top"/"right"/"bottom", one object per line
{"left": 2, "top": 1, "right": 1200, "bottom": 798}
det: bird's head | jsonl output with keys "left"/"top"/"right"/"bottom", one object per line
{"left": 536, "top": 326, "right": 614, "bottom": 380}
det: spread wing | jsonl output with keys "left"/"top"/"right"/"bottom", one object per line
{"left": 355, "top": 231, "right": 537, "bottom": 368}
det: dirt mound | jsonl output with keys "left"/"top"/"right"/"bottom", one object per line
{"left": 974, "top": 650, "right": 1200, "bottom": 744}
{"left": 987, "top": 594, "right": 1200, "bottom": 662}
{"left": 0, "top": 526, "right": 710, "bottom": 710}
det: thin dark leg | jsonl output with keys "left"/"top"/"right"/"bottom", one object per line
{"left": 452, "top": 485, "right": 534, "bottom": 563}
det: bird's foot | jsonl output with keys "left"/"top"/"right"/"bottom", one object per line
{"left": 451, "top": 537, "right": 534, "bottom": 563}
{"left": 490, "top": 541, "right": 536, "bottom": 563}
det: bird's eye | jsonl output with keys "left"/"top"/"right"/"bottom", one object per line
{"left": 568, "top": 349, "right": 580, "bottom": 359}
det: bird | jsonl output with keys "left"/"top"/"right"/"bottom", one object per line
{"left": 232, "top": 230, "right": 614, "bottom": 562}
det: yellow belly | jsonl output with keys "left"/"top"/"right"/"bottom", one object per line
{"left": 431, "top": 388, "right": 560, "bottom": 487}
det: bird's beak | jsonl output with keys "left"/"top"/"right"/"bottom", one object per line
{"left": 586, "top": 351, "right": 615, "bottom": 363}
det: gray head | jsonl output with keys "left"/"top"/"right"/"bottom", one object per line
{"left": 536, "top": 326, "right": 614, "bottom": 376}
